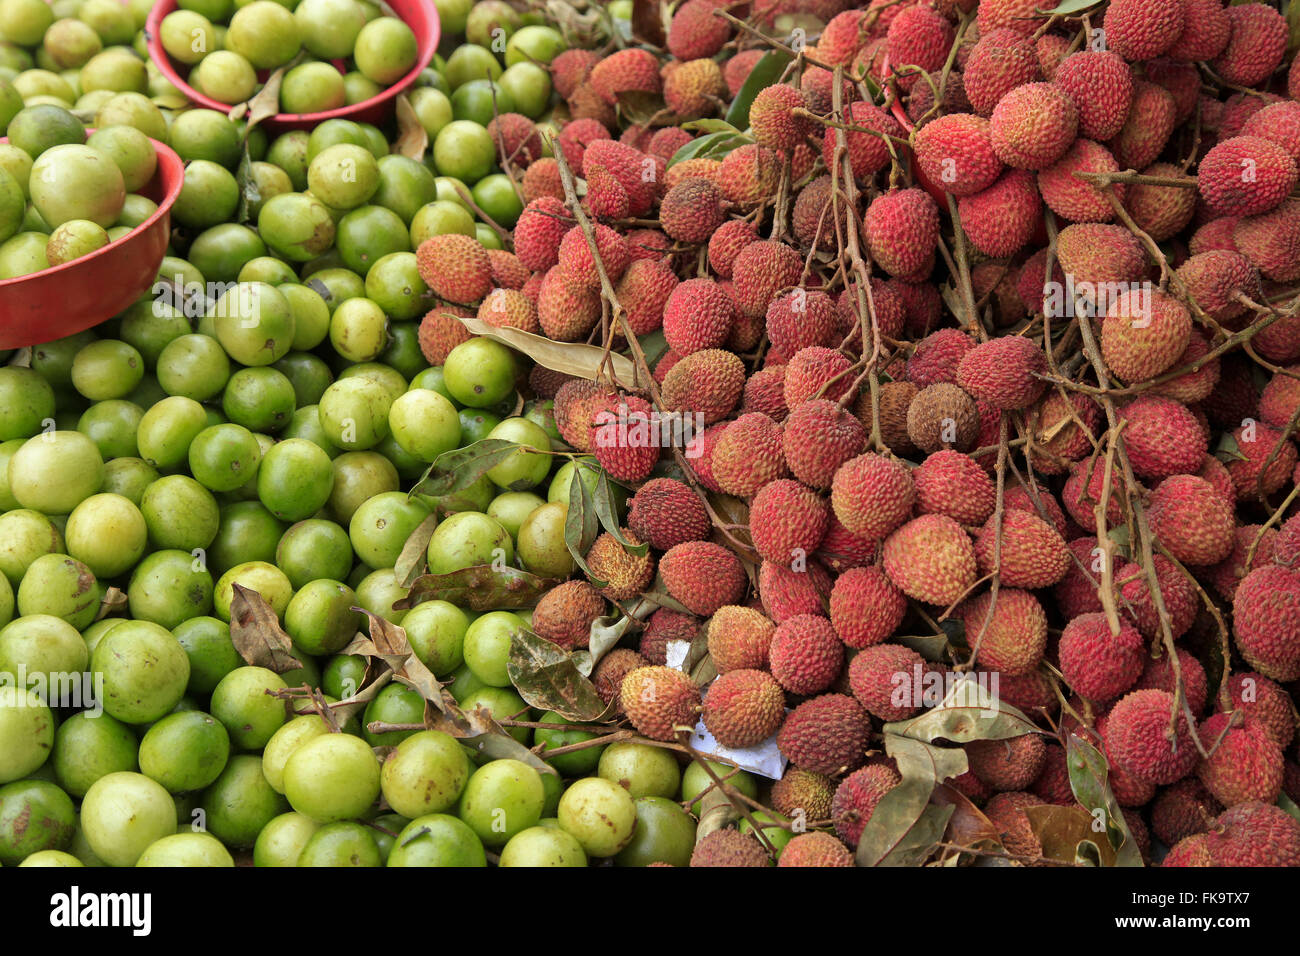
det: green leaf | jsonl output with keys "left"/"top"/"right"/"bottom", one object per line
{"left": 666, "top": 130, "right": 751, "bottom": 168}
{"left": 1064, "top": 733, "right": 1144, "bottom": 867}
{"left": 1042, "top": 0, "right": 1101, "bottom": 13}
{"left": 616, "top": 89, "right": 670, "bottom": 126}
{"left": 724, "top": 49, "right": 793, "bottom": 129}
{"left": 410, "top": 438, "right": 519, "bottom": 499}
{"left": 395, "top": 565, "right": 563, "bottom": 612}
{"left": 681, "top": 119, "right": 741, "bottom": 134}
{"left": 1278, "top": 792, "right": 1300, "bottom": 824}
{"left": 1213, "top": 430, "right": 1247, "bottom": 462}
{"left": 856, "top": 733, "right": 967, "bottom": 867}
{"left": 506, "top": 628, "right": 611, "bottom": 722}
{"left": 564, "top": 462, "right": 603, "bottom": 584}
{"left": 893, "top": 634, "right": 952, "bottom": 661}
{"left": 594, "top": 470, "right": 648, "bottom": 554}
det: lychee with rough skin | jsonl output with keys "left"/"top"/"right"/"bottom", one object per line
{"left": 614, "top": 257, "right": 678, "bottom": 336}
{"left": 663, "top": 58, "right": 726, "bottom": 117}
{"left": 960, "top": 588, "right": 1048, "bottom": 676}
{"left": 417, "top": 305, "right": 473, "bottom": 365}
{"left": 1124, "top": 162, "right": 1197, "bottom": 242}
{"left": 864, "top": 188, "right": 940, "bottom": 278}
{"left": 1151, "top": 778, "right": 1222, "bottom": 848}
{"left": 667, "top": 0, "right": 731, "bottom": 60}
{"left": 831, "top": 761, "right": 901, "bottom": 847}
{"left": 782, "top": 347, "right": 855, "bottom": 406}
{"left": 956, "top": 335, "right": 1048, "bottom": 411}
{"left": 715, "top": 144, "right": 783, "bottom": 208}
{"left": 1146, "top": 474, "right": 1235, "bottom": 566}
{"left": 771, "top": 766, "right": 835, "bottom": 823}
{"left": 778, "top": 832, "right": 854, "bottom": 867}
{"left": 913, "top": 113, "right": 1003, "bottom": 197}
{"left": 749, "top": 83, "right": 811, "bottom": 152}
{"left": 1115, "top": 555, "right": 1198, "bottom": 641}
{"left": 639, "top": 608, "right": 697, "bottom": 666}
{"left": 1117, "top": 396, "right": 1207, "bottom": 481}
{"left": 557, "top": 222, "right": 629, "bottom": 289}
{"left": 958, "top": 169, "right": 1042, "bottom": 259}
{"left": 817, "top": 8, "right": 869, "bottom": 66}
{"left": 661, "top": 541, "right": 748, "bottom": 617}
{"left": 962, "top": 27, "right": 1040, "bottom": 117}
{"left": 532, "top": 580, "right": 606, "bottom": 650}
{"left": 1217, "top": 672, "right": 1295, "bottom": 751}
{"left": 557, "top": 117, "right": 612, "bottom": 172}
{"left": 830, "top": 453, "right": 916, "bottom": 541}
{"left": 769, "top": 614, "right": 844, "bottom": 695}
{"left": 882, "top": 514, "right": 978, "bottom": 607}
{"left": 778, "top": 693, "right": 871, "bottom": 775}
{"left": 702, "top": 669, "right": 785, "bottom": 748}
{"left": 724, "top": 49, "right": 765, "bottom": 97}
{"left": 554, "top": 379, "right": 615, "bottom": 452}
{"left": 1056, "top": 222, "right": 1148, "bottom": 292}
{"left": 583, "top": 164, "right": 629, "bottom": 218}
{"left": 1166, "top": 0, "right": 1230, "bottom": 61}
{"left": 847, "top": 643, "right": 927, "bottom": 721}
{"left": 1108, "top": 81, "right": 1176, "bottom": 172}
{"left": 782, "top": 399, "right": 867, "bottom": 490}
{"left": 906, "top": 382, "right": 980, "bottom": 454}
{"left": 984, "top": 791, "right": 1048, "bottom": 860}
{"left": 707, "top": 219, "right": 759, "bottom": 279}
{"left": 513, "top": 196, "right": 570, "bottom": 273}
{"left": 593, "top": 648, "right": 649, "bottom": 711}
{"left": 1205, "top": 525, "right": 1276, "bottom": 601}
{"left": 582, "top": 139, "right": 658, "bottom": 215}
{"left": 478, "top": 287, "right": 539, "bottom": 334}
{"left": 1100, "top": 289, "right": 1191, "bottom": 384}
{"left": 1102, "top": 0, "right": 1183, "bottom": 62}
{"left": 551, "top": 49, "right": 601, "bottom": 100}
{"left": 1209, "top": 2, "right": 1287, "bottom": 87}
{"left": 591, "top": 398, "right": 662, "bottom": 483}
{"left": 658, "top": 177, "right": 727, "bottom": 245}
{"left": 1233, "top": 200, "right": 1300, "bottom": 283}
{"left": 828, "top": 564, "right": 907, "bottom": 649}
{"left": 585, "top": 530, "right": 656, "bottom": 602}
{"left": 823, "top": 100, "right": 904, "bottom": 181}
{"left": 989, "top": 82, "right": 1078, "bottom": 170}
{"left": 689, "top": 828, "right": 770, "bottom": 867}
{"left": 731, "top": 240, "right": 804, "bottom": 317}
{"left": 1057, "top": 612, "right": 1144, "bottom": 702}
{"left": 661, "top": 277, "right": 734, "bottom": 357}
{"left": 626, "top": 478, "right": 710, "bottom": 552}
{"left": 913, "top": 450, "right": 996, "bottom": 526}
{"left": 749, "top": 479, "right": 830, "bottom": 565}
{"left": 1038, "top": 138, "right": 1125, "bottom": 223}
{"left": 711, "top": 413, "right": 788, "bottom": 498}
{"left": 758, "top": 559, "right": 832, "bottom": 624}
{"left": 967, "top": 734, "right": 1048, "bottom": 791}
{"left": 1223, "top": 420, "right": 1297, "bottom": 500}
{"left": 589, "top": 47, "right": 662, "bottom": 105}
{"left": 1198, "top": 136, "right": 1297, "bottom": 218}
{"left": 537, "top": 266, "right": 601, "bottom": 342}
{"left": 885, "top": 3, "right": 955, "bottom": 91}
{"left": 974, "top": 508, "right": 1069, "bottom": 588}
{"left": 1053, "top": 51, "right": 1134, "bottom": 141}
{"left": 415, "top": 234, "right": 492, "bottom": 305}
{"left": 766, "top": 290, "right": 837, "bottom": 358}
{"left": 1233, "top": 565, "right": 1300, "bottom": 682}
{"left": 661, "top": 348, "right": 746, "bottom": 424}
{"left": 1103, "top": 689, "right": 1198, "bottom": 785}
{"left": 620, "top": 665, "right": 702, "bottom": 741}
{"left": 976, "top": 0, "right": 1053, "bottom": 35}
{"left": 1197, "top": 712, "right": 1284, "bottom": 808}
{"left": 907, "top": 328, "right": 976, "bottom": 388}
{"left": 741, "top": 365, "right": 788, "bottom": 422}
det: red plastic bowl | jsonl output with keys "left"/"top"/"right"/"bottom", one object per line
{"left": 0, "top": 135, "right": 184, "bottom": 350}
{"left": 146, "top": 0, "right": 439, "bottom": 132}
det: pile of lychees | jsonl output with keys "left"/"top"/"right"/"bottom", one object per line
{"left": 417, "top": 0, "right": 1300, "bottom": 868}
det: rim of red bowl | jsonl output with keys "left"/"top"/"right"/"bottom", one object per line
{"left": 144, "top": 0, "right": 439, "bottom": 126}
{"left": 0, "top": 133, "right": 185, "bottom": 289}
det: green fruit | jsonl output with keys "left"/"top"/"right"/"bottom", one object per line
{"left": 297, "top": 820, "right": 379, "bottom": 866}
{"left": 534, "top": 710, "right": 604, "bottom": 776}
{"left": 192, "top": 50, "right": 258, "bottom": 105}
{"left": 0, "top": 165, "right": 25, "bottom": 245}
{"left": 409, "top": 197, "right": 475, "bottom": 244}
{"left": 52, "top": 711, "right": 138, "bottom": 798}
{"left": 86, "top": 125, "right": 155, "bottom": 192}
{"left": 279, "top": 60, "right": 346, "bottom": 114}
{"left": 173, "top": 616, "right": 241, "bottom": 696}
{"left": 294, "top": 0, "right": 365, "bottom": 58}
{"left": 226, "top": 0, "right": 300, "bottom": 69}
{"left": 407, "top": 86, "right": 452, "bottom": 140}
{"left": 462, "top": 610, "right": 524, "bottom": 688}
{"left": 212, "top": 560, "right": 292, "bottom": 621}
{"left": 200, "top": 753, "right": 288, "bottom": 848}
{"left": 221, "top": 366, "right": 297, "bottom": 433}
{"left": 210, "top": 282, "right": 296, "bottom": 366}
{"left": 14, "top": 556, "right": 97, "bottom": 629}
{"left": 343, "top": 70, "right": 381, "bottom": 104}
{"left": 307, "top": 143, "right": 379, "bottom": 210}
{"left": 516, "top": 501, "right": 572, "bottom": 577}
{"left": 353, "top": 15, "right": 416, "bottom": 85}
{"left": 615, "top": 795, "right": 696, "bottom": 867}
{"left": 6, "top": 104, "right": 84, "bottom": 159}
{"left": 353, "top": 567, "right": 408, "bottom": 624}
{"left": 64, "top": 493, "right": 146, "bottom": 578}
{"left": 450, "top": 79, "right": 512, "bottom": 126}
{"left": 91, "top": 619, "right": 190, "bottom": 724}
{"left": 258, "top": 192, "right": 336, "bottom": 262}
{"left": 173, "top": 159, "right": 240, "bottom": 230}
{"left": 327, "top": 450, "right": 397, "bottom": 525}
{"left": 442, "top": 337, "right": 516, "bottom": 408}
{"left": 388, "top": 388, "right": 460, "bottom": 463}
{"left": 456, "top": 758, "right": 544, "bottom": 848}
{"left": 8, "top": 430, "right": 104, "bottom": 514}
{"left": 372, "top": 153, "right": 436, "bottom": 224}
{"left": 471, "top": 173, "right": 522, "bottom": 227}
{"left": 443, "top": 43, "right": 500, "bottom": 89}
{"left": 365, "top": 251, "right": 430, "bottom": 320}
{"left": 504, "top": 25, "right": 565, "bottom": 67}
{"left": 240, "top": 256, "right": 298, "bottom": 286}
{"left": 0, "top": 779, "right": 75, "bottom": 865}
{"left": 0, "top": 611, "right": 87, "bottom": 686}
{"left": 188, "top": 423, "right": 263, "bottom": 492}
{"left": 598, "top": 742, "right": 680, "bottom": 799}
{"left": 682, "top": 760, "right": 759, "bottom": 815}
{"left": 210, "top": 665, "right": 289, "bottom": 750}
{"left": 276, "top": 518, "right": 353, "bottom": 591}
{"left": 140, "top": 474, "right": 220, "bottom": 551}
{"left": 402, "top": 600, "right": 467, "bottom": 676}
{"left": 499, "top": 61, "right": 550, "bottom": 119}
{"left": 253, "top": 811, "right": 318, "bottom": 866}
{"left": 347, "top": 491, "right": 430, "bottom": 568}
{"left": 380, "top": 729, "right": 471, "bottom": 819}
{"left": 432, "top": 119, "right": 494, "bottom": 183}
{"left": 485, "top": 417, "right": 551, "bottom": 490}
{"left": 127, "top": 550, "right": 214, "bottom": 629}
{"left": 329, "top": 296, "right": 388, "bottom": 362}
{"left": 30, "top": 143, "right": 125, "bottom": 228}
{"left": 79, "top": 771, "right": 175, "bottom": 866}
{"left": 284, "top": 579, "right": 360, "bottom": 656}
{"left": 335, "top": 203, "right": 408, "bottom": 275}
{"left": 0, "top": 367, "right": 55, "bottom": 440}
{"left": 0, "top": 0, "right": 54, "bottom": 45}
{"left": 0, "top": 510, "right": 62, "bottom": 589}
{"left": 136, "top": 395, "right": 206, "bottom": 470}
{"left": 557, "top": 776, "right": 636, "bottom": 857}
{"left": 283, "top": 732, "right": 380, "bottom": 823}
{"left": 136, "top": 831, "right": 234, "bottom": 867}
{"left": 426, "top": 510, "right": 513, "bottom": 575}
{"left": 75, "top": 399, "right": 143, "bottom": 460}
{"left": 317, "top": 376, "right": 393, "bottom": 451}
{"left": 156, "top": 334, "right": 231, "bottom": 403}
{"left": 138, "top": 710, "right": 230, "bottom": 793}
{"left": 0, "top": 685, "right": 53, "bottom": 783}
{"left": 387, "top": 812, "right": 485, "bottom": 866}
{"left": 187, "top": 223, "right": 267, "bottom": 282}
{"left": 256, "top": 437, "right": 334, "bottom": 521}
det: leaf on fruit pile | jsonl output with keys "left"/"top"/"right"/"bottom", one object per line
{"left": 594, "top": 471, "right": 647, "bottom": 553}
{"left": 233, "top": 54, "right": 300, "bottom": 127}
{"left": 571, "top": 613, "right": 635, "bottom": 676}
{"left": 352, "top": 609, "right": 449, "bottom": 714}
{"left": 507, "top": 628, "right": 611, "bottom": 721}
{"left": 932, "top": 783, "right": 1003, "bottom": 853}
{"left": 94, "top": 586, "right": 127, "bottom": 621}
{"left": 883, "top": 672, "right": 1041, "bottom": 744}
{"left": 1045, "top": 0, "right": 1102, "bottom": 15}
{"left": 396, "top": 565, "right": 563, "bottom": 611}
{"left": 410, "top": 438, "right": 519, "bottom": 498}
{"left": 894, "top": 634, "right": 953, "bottom": 661}
{"left": 616, "top": 90, "right": 671, "bottom": 126}
{"left": 325, "top": 664, "right": 393, "bottom": 726}
{"left": 681, "top": 119, "right": 742, "bottom": 135}
{"left": 856, "top": 732, "right": 965, "bottom": 867}
{"left": 666, "top": 129, "right": 752, "bottom": 167}
{"left": 393, "top": 93, "right": 428, "bottom": 160}
{"left": 457, "top": 315, "right": 639, "bottom": 385}
{"left": 234, "top": 143, "right": 257, "bottom": 225}
{"left": 1064, "top": 732, "right": 1144, "bottom": 867}
{"left": 439, "top": 701, "right": 557, "bottom": 775}
{"left": 565, "top": 462, "right": 602, "bottom": 582}
{"left": 151, "top": 93, "right": 190, "bottom": 111}
{"left": 1213, "top": 431, "right": 1247, "bottom": 462}
{"left": 1278, "top": 792, "right": 1300, "bottom": 824}
{"left": 1024, "top": 804, "right": 1116, "bottom": 867}
{"left": 630, "top": 0, "right": 666, "bottom": 46}
{"left": 228, "top": 584, "right": 299, "bottom": 674}
{"left": 725, "top": 49, "right": 793, "bottom": 129}
{"left": 395, "top": 514, "right": 438, "bottom": 588}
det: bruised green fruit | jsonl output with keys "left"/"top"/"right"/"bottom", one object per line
{"left": 91, "top": 619, "right": 190, "bottom": 724}
{"left": 558, "top": 776, "right": 636, "bottom": 857}
{"left": 283, "top": 731, "right": 380, "bottom": 823}
{"left": 387, "top": 813, "right": 485, "bottom": 866}
{"left": 307, "top": 143, "right": 378, "bottom": 210}
{"left": 210, "top": 282, "right": 296, "bottom": 366}
{"left": 380, "top": 729, "right": 471, "bottom": 818}
{"left": 457, "top": 758, "right": 544, "bottom": 848}
{"left": 426, "top": 510, "right": 513, "bottom": 574}
{"left": 79, "top": 772, "right": 175, "bottom": 866}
